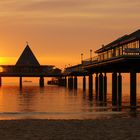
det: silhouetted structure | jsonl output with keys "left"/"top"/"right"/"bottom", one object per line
{"left": 63, "top": 29, "right": 140, "bottom": 109}
{"left": 16, "top": 45, "right": 40, "bottom": 66}
{"left": 0, "top": 44, "right": 61, "bottom": 88}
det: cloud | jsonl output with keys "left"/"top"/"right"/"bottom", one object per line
{"left": 0, "top": 0, "right": 140, "bottom": 21}
{"left": 0, "top": 0, "right": 140, "bottom": 29}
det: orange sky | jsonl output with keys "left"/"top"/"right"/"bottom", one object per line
{"left": 0, "top": 0, "right": 140, "bottom": 69}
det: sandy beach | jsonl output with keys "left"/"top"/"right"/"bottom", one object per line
{"left": 0, "top": 118, "right": 139, "bottom": 140}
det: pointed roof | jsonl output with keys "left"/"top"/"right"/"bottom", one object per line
{"left": 16, "top": 44, "right": 40, "bottom": 66}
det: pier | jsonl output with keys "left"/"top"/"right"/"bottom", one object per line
{"left": 0, "top": 44, "right": 61, "bottom": 88}
{"left": 1, "top": 30, "right": 140, "bottom": 109}
{"left": 62, "top": 29, "right": 140, "bottom": 109}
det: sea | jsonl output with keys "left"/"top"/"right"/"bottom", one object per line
{"left": 0, "top": 74, "right": 140, "bottom": 120}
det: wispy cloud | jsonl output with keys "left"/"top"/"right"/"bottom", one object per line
{"left": 0, "top": 0, "right": 140, "bottom": 61}
{"left": 0, "top": 0, "right": 140, "bottom": 21}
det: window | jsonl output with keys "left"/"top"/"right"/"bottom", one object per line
{"left": 116, "top": 47, "right": 120, "bottom": 56}
{"left": 108, "top": 50, "right": 112, "bottom": 58}
{"left": 120, "top": 46, "right": 123, "bottom": 55}
{"left": 104, "top": 52, "right": 108, "bottom": 60}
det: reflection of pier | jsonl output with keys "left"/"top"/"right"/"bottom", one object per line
{"left": 62, "top": 29, "right": 140, "bottom": 109}
{"left": 0, "top": 44, "right": 61, "bottom": 88}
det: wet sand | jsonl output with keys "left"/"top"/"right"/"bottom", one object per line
{"left": 0, "top": 118, "right": 140, "bottom": 140}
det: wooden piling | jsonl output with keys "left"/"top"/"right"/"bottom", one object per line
{"left": 58, "top": 78, "right": 62, "bottom": 86}
{"left": 95, "top": 73, "right": 98, "bottom": 99}
{"left": 112, "top": 72, "right": 117, "bottom": 106}
{"left": 59, "top": 77, "right": 67, "bottom": 87}
{"left": 83, "top": 76, "right": 86, "bottom": 91}
{"left": 64, "top": 76, "right": 67, "bottom": 87}
{"left": 103, "top": 73, "right": 107, "bottom": 102}
{"left": 68, "top": 76, "right": 73, "bottom": 89}
{"left": 118, "top": 73, "right": 122, "bottom": 107}
{"left": 130, "top": 70, "right": 136, "bottom": 108}
{"left": 40, "top": 77, "right": 44, "bottom": 87}
{"left": 89, "top": 73, "right": 93, "bottom": 94}
{"left": 74, "top": 76, "right": 77, "bottom": 89}
{"left": 99, "top": 73, "right": 103, "bottom": 101}
{"left": 20, "top": 77, "right": 22, "bottom": 88}
{"left": 68, "top": 77, "right": 71, "bottom": 88}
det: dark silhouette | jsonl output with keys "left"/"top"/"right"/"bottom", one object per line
{"left": 0, "top": 44, "right": 61, "bottom": 88}
{"left": 63, "top": 29, "right": 140, "bottom": 110}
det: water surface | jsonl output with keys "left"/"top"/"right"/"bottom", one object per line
{"left": 0, "top": 81, "right": 139, "bottom": 120}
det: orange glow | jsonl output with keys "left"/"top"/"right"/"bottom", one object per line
{"left": 0, "top": 57, "right": 6, "bottom": 65}
{"left": 0, "top": 57, "right": 17, "bottom": 65}
{"left": 0, "top": 67, "right": 3, "bottom": 72}
{"left": 0, "top": 0, "right": 139, "bottom": 68}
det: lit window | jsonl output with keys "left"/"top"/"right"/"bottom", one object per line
{"left": 0, "top": 67, "right": 3, "bottom": 72}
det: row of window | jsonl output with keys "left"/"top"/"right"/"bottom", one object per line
{"left": 98, "top": 40, "right": 140, "bottom": 61}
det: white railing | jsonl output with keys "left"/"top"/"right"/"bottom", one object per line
{"left": 82, "top": 49, "right": 140, "bottom": 65}
{"left": 124, "top": 48, "right": 140, "bottom": 53}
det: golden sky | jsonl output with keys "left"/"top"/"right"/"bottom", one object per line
{"left": 0, "top": 0, "right": 140, "bottom": 69}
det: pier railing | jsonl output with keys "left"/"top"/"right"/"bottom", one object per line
{"left": 82, "top": 56, "right": 98, "bottom": 66}
{"left": 64, "top": 49, "right": 140, "bottom": 75}
{"left": 82, "top": 51, "right": 140, "bottom": 66}
{"left": 64, "top": 64, "right": 87, "bottom": 75}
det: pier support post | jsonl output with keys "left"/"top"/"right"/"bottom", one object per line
{"left": 0, "top": 77, "right": 2, "bottom": 87}
{"left": 130, "top": 70, "right": 136, "bottom": 108}
{"left": 118, "top": 73, "right": 122, "bottom": 107}
{"left": 20, "top": 77, "right": 22, "bottom": 88}
{"left": 95, "top": 73, "right": 98, "bottom": 99}
{"left": 58, "top": 78, "right": 61, "bottom": 86}
{"left": 74, "top": 76, "right": 78, "bottom": 89}
{"left": 40, "top": 77, "right": 44, "bottom": 87}
{"left": 59, "top": 77, "right": 67, "bottom": 87}
{"left": 103, "top": 73, "right": 107, "bottom": 102}
{"left": 68, "top": 76, "right": 73, "bottom": 89}
{"left": 83, "top": 76, "right": 86, "bottom": 91}
{"left": 99, "top": 73, "right": 103, "bottom": 101}
{"left": 112, "top": 72, "right": 117, "bottom": 106}
{"left": 68, "top": 77, "right": 71, "bottom": 88}
{"left": 58, "top": 77, "right": 64, "bottom": 86}
{"left": 89, "top": 73, "right": 93, "bottom": 94}
{"left": 64, "top": 76, "right": 67, "bottom": 87}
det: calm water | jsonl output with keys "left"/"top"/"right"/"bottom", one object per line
{"left": 0, "top": 76, "right": 140, "bottom": 120}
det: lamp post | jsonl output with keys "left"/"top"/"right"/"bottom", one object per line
{"left": 64, "top": 65, "right": 67, "bottom": 70}
{"left": 90, "top": 49, "right": 92, "bottom": 61}
{"left": 81, "top": 53, "right": 83, "bottom": 64}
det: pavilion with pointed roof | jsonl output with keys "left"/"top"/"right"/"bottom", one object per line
{"left": 16, "top": 44, "right": 40, "bottom": 66}
{"left": 0, "top": 44, "right": 62, "bottom": 87}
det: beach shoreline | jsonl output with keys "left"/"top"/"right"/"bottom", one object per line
{"left": 0, "top": 118, "right": 140, "bottom": 140}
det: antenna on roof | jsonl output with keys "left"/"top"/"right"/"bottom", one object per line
{"left": 26, "top": 41, "right": 29, "bottom": 46}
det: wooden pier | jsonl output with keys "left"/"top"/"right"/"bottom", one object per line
{"left": 62, "top": 29, "right": 140, "bottom": 109}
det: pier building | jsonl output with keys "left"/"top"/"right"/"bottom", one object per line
{"left": 63, "top": 29, "right": 140, "bottom": 109}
